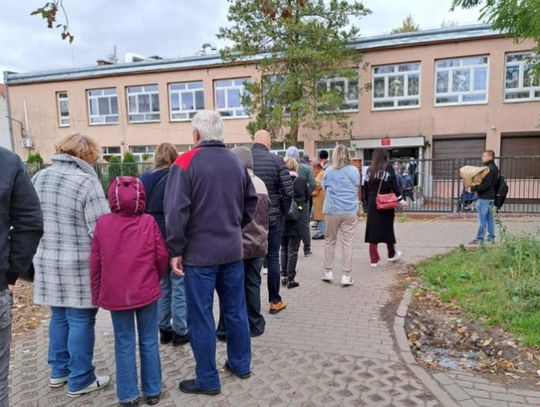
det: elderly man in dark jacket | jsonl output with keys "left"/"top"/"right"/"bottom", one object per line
{"left": 164, "top": 111, "right": 258, "bottom": 396}
{"left": 0, "top": 147, "right": 43, "bottom": 407}
{"left": 252, "top": 130, "right": 293, "bottom": 315}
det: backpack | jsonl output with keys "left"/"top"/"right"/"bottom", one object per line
{"left": 494, "top": 175, "right": 509, "bottom": 210}
{"left": 286, "top": 200, "right": 300, "bottom": 221}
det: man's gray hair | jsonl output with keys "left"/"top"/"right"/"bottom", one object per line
{"left": 192, "top": 110, "right": 225, "bottom": 143}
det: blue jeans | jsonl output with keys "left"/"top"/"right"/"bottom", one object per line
{"left": 185, "top": 260, "right": 251, "bottom": 390}
{"left": 476, "top": 199, "right": 495, "bottom": 241}
{"left": 318, "top": 220, "right": 326, "bottom": 235}
{"left": 111, "top": 301, "right": 161, "bottom": 403}
{"left": 48, "top": 307, "right": 97, "bottom": 392}
{"left": 158, "top": 270, "right": 187, "bottom": 335}
{"left": 267, "top": 218, "right": 285, "bottom": 304}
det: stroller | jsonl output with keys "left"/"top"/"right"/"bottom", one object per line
{"left": 457, "top": 189, "right": 477, "bottom": 212}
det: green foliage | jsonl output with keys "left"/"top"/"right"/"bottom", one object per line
{"left": 31, "top": 1, "right": 74, "bottom": 43}
{"left": 452, "top": 0, "right": 540, "bottom": 70}
{"left": 218, "top": 0, "right": 370, "bottom": 144}
{"left": 418, "top": 227, "right": 540, "bottom": 346}
{"left": 26, "top": 152, "right": 44, "bottom": 164}
{"left": 391, "top": 15, "right": 420, "bottom": 34}
{"left": 121, "top": 152, "right": 139, "bottom": 177}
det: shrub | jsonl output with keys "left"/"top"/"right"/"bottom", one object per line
{"left": 27, "top": 152, "right": 44, "bottom": 164}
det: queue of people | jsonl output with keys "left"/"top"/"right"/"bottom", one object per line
{"left": 0, "top": 108, "right": 410, "bottom": 407}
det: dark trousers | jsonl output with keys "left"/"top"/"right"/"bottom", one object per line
{"left": 301, "top": 203, "right": 311, "bottom": 253}
{"left": 217, "top": 257, "right": 266, "bottom": 338}
{"left": 184, "top": 260, "right": 251, "bottom": 390}
{"left": 281, "top": 236, "right": 301, "bottom": 282}
{"left": 369, "top": 243, "right": 395, "bottom": 264}
{"left": 267, "top": 218, "right": 285, "bottom": 304}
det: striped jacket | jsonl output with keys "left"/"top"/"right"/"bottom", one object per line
{"left": 32, "top": 154, "right": 109, "bottom": 308}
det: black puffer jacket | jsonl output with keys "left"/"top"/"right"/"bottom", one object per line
{"left": 0, "top": 148, "right": 43, "bottom": 289}
{"left": 252, "top": 143, "right": 294, "bottom": 223}
{"left": 472, "top": 160, "right": 499, "bottom": 200}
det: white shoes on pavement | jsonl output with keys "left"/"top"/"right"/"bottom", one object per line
{"left": 388, "top": 251, "right": 402, "bottom": 263}
{"left": 322, "top": 271, "right": 333, "bottom": 282}
{"left": 49, "top": 376, "right": 68, "bottom": 388}
{"left": 370, "top": 262, "right": 380, "bottom": 268}
{"left": 340, "top": 275, "right": 354, "bottom": 286}
{"left": 67, "top": 376, "right": 111, "bottom": 398}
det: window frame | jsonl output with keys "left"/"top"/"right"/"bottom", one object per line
{"left": 317, "top": 71, "right": 360, "bottom": 113}
{"left": 168, "top": 81, "right": 205, "bottom": 122}
{"left": 214, "top": 77, "right": 251, "bottom": 119}
{"left": 434, "top": 55, "right": 490, "bottom": 107}
{"left": 102, "top": 146, "right": 122, "bottom": 161}
{"left": 130, "top": 145, "right": 156, "bottom": 162}
{"left": 503, "top": 51, "right": 540, "bottom": 103}
{"left": 371, "top": 62, "right": 421, "bottom": 111}
{"left": 126, "top": 84, "right": 161, "bottom": 123}
{"left": 87, "top": 88, "right": 120, "bottom": 126}
{"left": 56, "top": 91, "right": 70, "bottom": 127}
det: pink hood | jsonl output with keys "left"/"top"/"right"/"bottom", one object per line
{"left": 107, "top": 176, "right": 146, "bottom": 215}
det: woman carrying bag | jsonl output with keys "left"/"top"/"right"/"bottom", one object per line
{"left": 364, "top": 148, "right": 407, "bottom": 268}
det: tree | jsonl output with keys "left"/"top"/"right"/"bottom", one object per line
{"left": 218, "top": 0, "right": 370, "bottom": 144}
{"left": 31, "top": 1, "right": 74, "bottom": 43}
{"left": 391, "top": 15, "right": 420, "bottom": 34}
{"left": 452, "top": 0, "right": 540, "bottom": 67}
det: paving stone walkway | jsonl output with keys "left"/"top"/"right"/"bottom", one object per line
{"left": 8, "top": 217, "right": 540, "bottom": 406}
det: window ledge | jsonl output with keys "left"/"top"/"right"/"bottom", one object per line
{"left": 89, "top": 122, "right": 120, "bottom": 126}
{"left": 371, "top": 106, "right": 420, "bottom": 112}
{"left": 128, "top": 120, "right": 161, "bottom": 124}
{"left": 503, "top": 98, "right": 540, "bottom": 104}
{"left": 434, "top": 101, "right": 489, "bottom": 108}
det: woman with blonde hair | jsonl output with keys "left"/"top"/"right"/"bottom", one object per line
{"left": 321, "top": 145, "right": 360, "bottom": 286}
{"left": 32, "top": 133, "right": 111, "bottom": 397}
{"left": 140, "top": 143, "right": 189, "bottom": 347}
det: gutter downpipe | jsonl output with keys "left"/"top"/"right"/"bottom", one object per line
{"left": 3, "top": 72, "right": 15, "bottom": 151}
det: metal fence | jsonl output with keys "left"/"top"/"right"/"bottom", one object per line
{"left": 25, "top": 156, "right": 540, "bottom": 214}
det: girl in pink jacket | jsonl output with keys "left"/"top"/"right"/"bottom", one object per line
{"left": 91, "top": 176, "right": 168, "bottom": 407}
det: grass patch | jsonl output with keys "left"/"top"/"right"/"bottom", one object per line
{"left": 417, "top": 225, "right": 540, "bottom": 347}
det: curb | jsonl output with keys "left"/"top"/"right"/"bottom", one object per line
{"left": 393, "top": 285, "right": 460, "bottom": 407}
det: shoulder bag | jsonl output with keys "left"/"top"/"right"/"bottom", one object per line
{"left": 376, "top": 173, "right": 399, "bottom": 211}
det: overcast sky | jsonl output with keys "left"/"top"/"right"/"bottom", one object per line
{"left": 0, "top": 0, "right": 481, "bottom": 80}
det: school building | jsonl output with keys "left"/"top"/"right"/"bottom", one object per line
{"left": 3, "top": 24, "right": 540, "bottom": 170}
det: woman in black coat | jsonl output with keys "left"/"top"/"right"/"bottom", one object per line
{"left": 281, "top": 157, "right": 310, "bottom": 289}
{"left": 364, "top": 148, "right": 406, "bottom": 267}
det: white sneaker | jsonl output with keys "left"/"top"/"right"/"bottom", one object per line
{"left": 388, "top": 251, "right": 402, "bottom": 263}
{"left": 49, "top": 376, "right": 68, "bottom": 388}
{"left": 370, "top": 262, "right": 380, "bottom": 268}
{"left": 322, "top": 271, "right": 333, "bottom": 282}
{"left": 67, "top": 376, "right": 111, "bottom": 398}
{"left": 341, "top": 275, "right": 354, "bottom": 286}
{"left": 262, "top": 268, "right": 268, "bottom": 275}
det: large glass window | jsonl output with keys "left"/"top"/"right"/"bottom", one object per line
{"left": 504, "top": 52, "right": 540, "bottom": 102}
{"left": 87, "top": 88, "right": 119, "bottom": 125}
{"left": 318, "top": 73, "right": 359, "bottom": 112}
{"left": 130, "top": 145, "right": 156, "bottom": 162}
{"left": 102, "top": 146, "right": 121, "bottom": 161}
{"left": 372, "top": 63, "right": 420, "bottom": 110}
{"left": 56, "top": 91, "right": 70, "bottom": 127}
{"left": 169, "top": 81, "right": 205, "bottom": 121}
{"left": 214, "top": 78, "right": 250, "bottom": 118}
{"left": 435, "top": 56, "right": 489, "bottom": 106}
{"left": 127, "top": 85, "right": 160, "bottom": 123}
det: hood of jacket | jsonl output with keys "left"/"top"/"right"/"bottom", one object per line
{"left": 51, "top": 153, "right": 99, "bottom": 178}
{"left": 107, "top": 176, "right": 146, "bottom": 215}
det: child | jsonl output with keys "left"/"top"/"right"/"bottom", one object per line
{"left": 90, "top": 177, "right": 168, "bottom": 407}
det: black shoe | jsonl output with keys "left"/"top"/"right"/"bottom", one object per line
{"left": 250, "top": 330, "right": 264, "bottom": 338}
{"left": 179, "top": 379, "right": 220, "bottom": 396}
{"left": 120, "top": 398, "right": 140, "bottom": 407}
{"left": 287, "top": 281, "right": 300, "bottom": 289}
{"left": 224, "top": 361, "right": 251, "bottom": 379}
{"left": 304, "top": 250, "right": 312, "bottom": 257}
{"left": 216, "top": 333, "right": 227, "bottom": 343}
{"left": 281, "top": 277, "right": 288, "bottom": 286}
{"left": 146, "top": 395, "right": 160, "bottom": 405}
{"left": 159, "top": 330, "right": 173, "bottom": 345}
{"left": 312, "top": 234, "right": 325, "bottom": 240}
{"left": 172, "top": 333, "right": 189, "bottom": 346}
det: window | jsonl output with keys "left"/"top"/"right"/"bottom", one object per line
{"left": 176, "top": 145, "right": 193, "bottom": 153}
{"left": 127, "top": 85, "right": 160, "bottom": 123}
{"left": 318, "top": 73, "right": 359, "bottom": 112}
{"left": 56, "top": 91, "right": 70, "bottom": 127}
{"left": 102, "top": 146, "right": 121, "bottom": 161}
{"left": 504, "top": 52, "right": 540, "bottom": 102}
{"left": 435, "top": 56, "right": 489, "bottom": 106}
{"left": 130, "top": 145, "right": 156, "bottom": 162}
{"left": 214, "top": 78, "right": 250, "bottom": 117}
{"left": 372, "top": 63, "right": 420, "bottom": 110}
{"left": 87, "top": 88, "right": 119, "bottom": 125}
{"left": 270, "top": 142, "right": 305, "bottom": 157}
{"left": 315, "top": 140, "right": 356, "bottom": 158}
{"left": 169, "top": 81, "right": 205, "bottom": 121}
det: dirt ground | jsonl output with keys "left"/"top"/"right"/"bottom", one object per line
{"left": 10, "top": 281, "right": 48, "bottom": 336}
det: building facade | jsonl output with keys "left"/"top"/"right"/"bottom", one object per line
{"left": 4, "top": 24, "right": 540, "bottom": 165}
{"left": 0, "top": 85, "right": 12, "bottom": 150}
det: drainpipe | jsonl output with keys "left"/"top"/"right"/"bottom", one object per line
{"left": 3, "top": 71, "right": 14, "bottom": 151}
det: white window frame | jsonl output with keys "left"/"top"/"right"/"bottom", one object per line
{"left": 102, "top": 146, "right": 122, "bottom": 160}
{"left": 56, "top": 91, "right": 70, "bottom": 127}
{"left": 434, "top": 55, "right": 490, "bottom": 107}
{"left": 318, "top": 72, "right": 359, "bottom": 113}
{"left": 127, "top": 85, "right": 160, "bottom": 123}
{"left": 372, "top": 63, "right": 421, "bottom": 111}
{"left": 169, "top": 81, "right": 205, "bottom": 121}
{"left": 87, "top": 88, "right": 119, "bottom": 125}
{"left": 214, "top": 78, "right": 250, "bottom": 118}
{"left": 130, "top": 145, "right": 156, "bottom": 162}
{"left": 504, "top": 52, "right": 540, "bottom": 103}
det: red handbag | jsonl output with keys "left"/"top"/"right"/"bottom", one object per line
{"left": 376, "top": 176, "right": 399, "bottom": 210}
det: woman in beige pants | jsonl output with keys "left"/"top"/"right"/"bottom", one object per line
{"left": 321, "top": 145, "right": 360, "bottom": 286}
